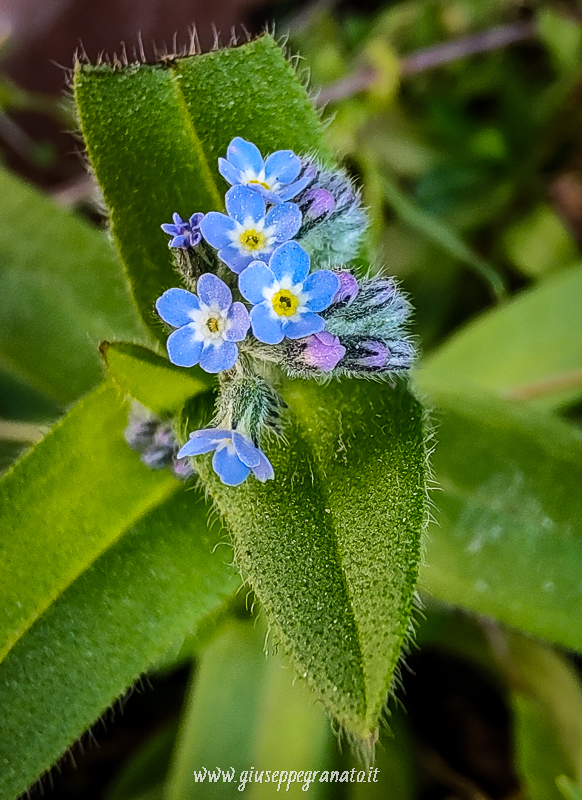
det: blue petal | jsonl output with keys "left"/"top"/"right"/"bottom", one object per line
{"left": 213, "top": 446, "right": 250, "bottom": 486}
{"left": 199, "top": 341, "right": 239, "bottom": 373}
{"left": 264, "top": 150, "right": 301, "bottom": 184}
{"left": 200, "top": 212, "right": 237, "bottom": 249}
{"left": 284, "top": 311, "right": 325, "bottom": 339}
{"left": 238, "top": 261, "right": 275, "bottom": 304}
{"left": 166, "top": 326, "right": 203, "bottom": 367}
{"left": 302, "top": 270, "right": 341, "bottom": 312}
{"left": 218, "top": 245, "right": 254, "bottom": 274}
{"left": 232, "top": 431, "right": 261, "bottom": 467}
{"left": 172, "top": 213, "right": 183, "bottom": 225}
{"left": 218, "top": 157, "right": 243, "bottom": 186}
{"left": 189, "top": 212, "right": 204, "bottom": 227}
{"left": 251, "top": 450, "right": 275, "bottom": 482}
{"left": 170, "top": 235, "right": 187, "bottom": 249}
{"left": 250, "top": 303, "right": 285, "bottom": 344}
{"left": 161, "top": 223, "right": 180, "bottom": 235}
{"left": 264, "top": 202, "right": 302, "bottom": 243}
{"left": 177, "top": 428, "right": 232, "bottom": 457}
{"left": 225, "top": 185, "right": 266, "bottom": 225}
{"left": 224, "top": 302, "right": 250, "bottom": 342}
{"left": 269, "top": 241, "right": 310, "bottom": 284}
{"left": 197, "top": 272, "right": 232, "bottom": 311}
{"left": 156, "top": 288, "right": 200, "bottom": 327}
{"left": 227, "top": 137, "right": 263, "bottom": 174}
{"left": 279, "top": 173, "right": 313, "bottom": 201}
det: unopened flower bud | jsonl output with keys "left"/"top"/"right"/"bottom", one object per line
{"left": 339, "top": 337, "right": 415, "bottom": 375}
{"left": 301, "top": 331, "right": 346, "bottom": 372}
{"left": 172, "top": 456, "right": 195, "bottom": 481}
{"left": 124, "top": 418, "right": 158, "bottom": 452}
{"left": 140, "top": 445, "right": 175, "bottom": 470}
{"left": 303, "top": 188, "right": 336, "bottom": 219}
{"left": 330, "top": 271, "right": 359, "bottom": 309}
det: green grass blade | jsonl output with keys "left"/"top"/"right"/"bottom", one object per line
{"left": 0, "top": 165, "right": 146, "bottom": 404}
{"left": 418, "top": 265, "right": 582, "bottom": 410}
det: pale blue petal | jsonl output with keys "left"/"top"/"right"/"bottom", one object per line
{"left": 238, "top": 261, "right": 275, "bottom": 304}
{"left": 177, "top": 428, "right": 231, "bottom": 457}
{"left": 254, "top": 185, "right": 283, "bottom": 204}
{"left": 224, "top": 302, "right": 250, "bottom": 342}
{"left": 250, "top": 303, "right": 285, "bottom": 344}
{"left": 303, "top": 270, "right": 341, "bottom": 312}
{"left": 279, "top": 173, "right": 313, "bottom": 201}
{"left": 200, "top": 212, "right": 237, "bottom": 249}
{"left": 264, "top": 150, "right": 301, "bottom": 184}
{"left": 227, "top": 137, "right": 264, "bottom": 174}
{"left": 269, "top": 241, "right": 310, "bottom": 284}
{"left": 189, "top": 212, "right": 204, "bottom": 227}
{"left": 161, "top": 223, "right": 179, "bottom": 235}
{"left": 213, "top": 446, "right": 250, "bottom": 486}
{"left": 264, "top": 202, "right": 302, "bottom": 243}
{"left": 199, "top": 341, "right": 239, "bottom": 373}
{"left": 156, "top": 288, "right": 200, "bottom": 327}
{"left": 232, "top": 431, "right": 261, "bottom": 467}
{"left": 166, "top": 326, "right": 203, "bottom": 367}
{"left": 218, "top": 245, "right": 253, "bottom": 274}
{"left": 284, "top": 312, "right": 325, "bottom": 339}
{"left": 225, "top": 185, "right": 266, "bottom": 225}
{"left": 172, "top": 213, "right": 183, "bottom": 225}
{"left": 218, "top": 157, "right": 243, "bottom": 186}
{"left": 197, "top": 272, "right": 232, "bottom": 311}
{"left": 251, "top": 450, "right": 274, "bottom": 482}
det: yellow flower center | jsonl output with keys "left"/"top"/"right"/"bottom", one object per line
{"left": 239, "top": 228, "right": 267, "bottom": 252}
{"left": 206, "top": 317, "right": 220, "bottom": 333}
{"left": 248, "top": 179, "right": 271, "bottom": 190}
{"left": 272, "top": 290, "right": 299, "bottom": 317}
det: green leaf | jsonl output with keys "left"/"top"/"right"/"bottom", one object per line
{"left": 509, "top": 636, "right": 582, "bottom": 800}
{"left": 101, "top": 341, "right": 212, "bottom": 415}
{"left": 420, "top": 388, "right": 582, "bottom": 652}
{"left": 74, "top": 36, "right": 330, "bottom": 339}
{"left": 163, "top": 618, "right": 332, "bottom": 800}
{"left": 195, "top": 379, "right": 427, "bottom": 741}
{"left": 558, "top": 776, "right": 582, "bottom": 800}
{"left": 0, "top": 487, "right": 239, "bottom": 800}
{"left": 417, "top": 265, "right": 582, "bottom": 410}
{"left": 0, "top": 165, "right": 146, "bottom": 404}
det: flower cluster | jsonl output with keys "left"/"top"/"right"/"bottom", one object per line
{"left": 147, "top": 137, "right": 414, "bottom": 487}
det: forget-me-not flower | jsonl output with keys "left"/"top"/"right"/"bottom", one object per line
{"left": 177, "top": 428, "right": 274, "bottom": 486}
{"left": 155, "top": 273, "right": 250, "bottom": 373}
{"left": 200, "top": 186, "right": 302, "bottom": 274}
{"left": 218, "top": 137, "right": 312, "bottom": 204}
{"left": 161, "top": 212, "right": 203, "bottom": 249}
{"left": 238, "top": 241, "right": 340, "bottom": 345}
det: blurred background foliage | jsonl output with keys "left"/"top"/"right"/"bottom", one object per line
{"left": 1, "top": 0, "right": 582, "bottom": 799}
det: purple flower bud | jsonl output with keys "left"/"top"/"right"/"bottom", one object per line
{"left": 303, "top": 188, "right": 336, "bottom": 219}
{"left": 124, "top": 418, "right": 158, "bottom": 452}
{"left": 341, "top": 337, "right": 415, "bottom": 374}
{"left": 153, "top": 425, "right": 176, "bottom": 450}
{"left": 302, "top": 331, "right": 346, "bottom": 372}
{"left": 140, "top": 446, "right": 175, "bottom": 470}
{"left": 172, "top": 457, "right": 195, "bottom": 480}
{"left": 332, "top": 271, "right": 359, "bottom": 307}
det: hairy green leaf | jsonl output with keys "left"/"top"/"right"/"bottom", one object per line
{"left": 0, "top": 165, "right": 146, "bottom": 404}
{"left": 418, "top": 265, "right": 582, "bottom": 410}
{"left": 74, "top": 36, "right": 330, "bottom": 338}
{"left": 420, "top": 389, "right": 582, "bottom": 652}
{"left": 196, "top": 380, "right": 426, "bottom": 741}
{"left": 101, "top": 341, "right": 212, "bottom": 415}
{"left": 0, "top": 488, "right": 239, "bottom": 800}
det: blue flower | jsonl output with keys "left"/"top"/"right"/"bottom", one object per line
{"left": 177, "top": 428, "right": 274, "bottom": 486}
{"left": 200, "top": 186, "right": 302, "bottom": 274}
{"left": 218, "top": 137, "right": 311, "bottom": 203}
{"left": 161, "top": 212, "right": 203, "bottom": 249}
{"left": 238, "top": 241, "right": 340, "bottom": 345}
{"left": 155, "top": 273, "right": 250, "bottom": 373}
